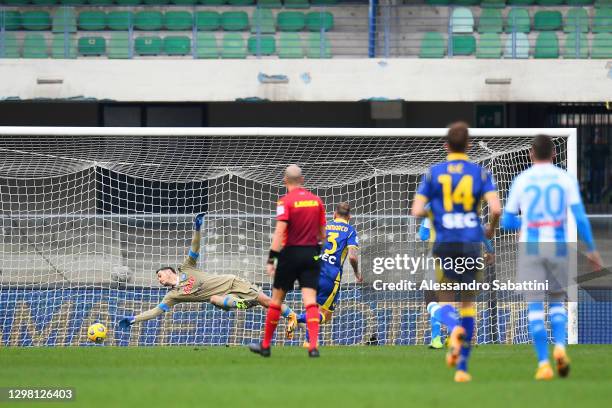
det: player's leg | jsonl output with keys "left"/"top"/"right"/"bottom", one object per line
{"left": 297, "top": 246, "right": 323, "bottom": 356}
{"left": 293, "top": 274, "right": 337, "bottom": 342}
{"left": 528, "top": 300, "right": 553, "bottom": 380}
{"left": 454, "top": 296, "right": 476, "bottom": 383}
{"left": 549, "top": 292, "right": 570, "bottom": 378}
{"left": 425, "top": 290, "right": 443, "bottom": 349}
{"left": 210, "top": 294, "right": 249, "bottom": 310}
{"left": 256, "top": 290, "right": 297, "bottom": 324}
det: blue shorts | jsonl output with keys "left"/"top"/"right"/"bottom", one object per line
{"left": 317, "top": 273, "right": 341, "bottom": 312}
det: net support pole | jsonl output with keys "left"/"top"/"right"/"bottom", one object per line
{"left": 567, "top": 128, "right": 579, "bottom": 345}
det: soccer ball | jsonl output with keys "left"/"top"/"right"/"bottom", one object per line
{"left": 87, "top": 323, "right": 107, "bottom": 344}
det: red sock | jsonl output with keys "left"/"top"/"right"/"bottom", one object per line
{"left": 262, "top": 303, "right": 281, "bottom": 349}
{"left": 306, "top": 303, "right": 320, "bottom": 351}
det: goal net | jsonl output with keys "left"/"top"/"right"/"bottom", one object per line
{"left": 0, "top": 127, "right": 576, "bottom": 347}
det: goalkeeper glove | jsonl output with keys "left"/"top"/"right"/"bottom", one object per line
{"left": 118, "top": 316, "right": 135, "bottom": 329}
{"left": 194, "top": 213, "right": 205, "bottom": 231}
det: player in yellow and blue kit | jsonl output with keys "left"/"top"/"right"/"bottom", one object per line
{"left": 286, "top": 202, "right": 362, "bottom": 345}
{"left": 411, "top": 122, "right": 501, "bottom": 383}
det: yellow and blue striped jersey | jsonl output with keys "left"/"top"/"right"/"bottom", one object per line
{"left": 415, "top": 153, "right": 496, "bottom": 244}
{"left": 320, "top": 218, "right": 359, "bottom": 280}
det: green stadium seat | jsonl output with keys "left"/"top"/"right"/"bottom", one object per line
{"left": 88, "top": 0, "right": 114, "bottom": 4}
{"left": 279, "top": 32, "right": 304, "bottom": 58}
{"left": 452, "top": 0, "right": 479, "bottom": 5}
{"left": 135, "top": 11, "right": 163, "bottom": 31}
{"left": 534, "top": 10, "right": 562, "bottom": 31}
{"left": 478, "top": 9, "right": 503, "bottom": 33}
{"left": 564, "top": 8, "right": 589, "bottom": 33}
{"left": 419, "top": 32, "right": 445, "bottom": 58}
{"left": 0, "top": 33, "right": 20, "bottom": 58}
{"left": 78, "top": 11, "right": 106, "bottom": 31}
{"left": 221, "top": 11, "right": 249, "bottom": 31}
{"left": 78, "top": 36, "right": 105, "bottom": 56}
{"left": 143, "top": 0, "right": 169, "bottom": 4}
{"left": 115, "top": 0, "right": 141, "bottom": 4}
{"left": 536, "top": 0, "right": 564, "bottom": 5}
{"left": 451, "top": 34, "right": 476, "bottom": 55}
{"left": 164, "top": 11, "right": 193, "bottom": 31}
{"left": 593, "top": 8, "right": 612, "bottom": 33}
{"left": 247, "top": 35, "right": 276, "bottom": 55}
{"left": 567, "top": 0, "right": 592, "bottom": 3}
{"left": 258, "top": 0, "right": 282, "bottom": 7}
{"left": 285, "top": 0, "right": 310, "bottom": 8}
{"left": 507, "top": 0, "right": 534, "bottom": 4}
{"left": 52, "top": 8, "right": 76, "bottom": 34}
{"left": 504, "top": 32, "right": 529, "bottom": 58}
{"left": 595, "top": 0, "right": 612, "bottom": 5}
{"left": 312, "top": 0, "right": 338, "bottom": 3}
{"left": 450, "top": 8, "right": 474, "bottom": 34}
{"left": 476, "top": 33, "right": 502, "bottom": 58}
{"left": 59, "top": 0, "right": 82, "bottom": 5}
{"left": 164, "top": 35, "right": 191, "bottom": 55}
{"left": 194, "top": 32, "right": 218, "bottom": 58}
{"left": 3, "top": 0, "right": 29, "bottom": 4}
{"left": 481, "top": 0, "right": 506, "bottom": 8}
{"left": 425, "top": 0, "right": 451, "bottom": 4}
{"left": 228, "top": 0, "right": 254, "bottom": 4}
{"left": 307, "top": 32, "right": 331, "bottom": 58}
{"left": 196, "top": 11, "right": 220, "bottom": 31}
{"left": 221, "top": 33, "right": 246, "bottom": 58}
{"left": 31, "top": 0, "right": 56, "bottom": 5}
{"left": 534, "top": 32, "right": 559, "bottom": 58}
{"left": 51, "top": 33, "right": 76, "bottom": 58}
{"left": 108, "top": 32, "right": 130, "bottom": 59}
{"left": 22, "top": 11, "right": 51, "bottom": 31}
{"left": 306, "top": 11, "right": 334, "bottom": 32}
{"left": 592, "top": 32, "right": 612, "bottom": 58}
{"left": 251, "top": 9, "right": 275, "bottom": 34}
{"left": 171, "top": 0, "right": 197, "bottom": 4}
{"left": 108, "top": 11, "right": 132, "bottom": 31}
{"left": 199, "top": 0, "right": 226, "bottom": 4}
{"left": 505, "top": 8, "right": 530, "bottom": 33}
{"left": 278, "top": 11, "right": 305, "bottom": 32}
{"left": 563, "top": 32, "right": 589, "bottom": 58}
{"left": 135, "top": 36, "right": 162, "bottom": 55}
{"left": 1, "top": 11, "right": 21, "bottom": 31}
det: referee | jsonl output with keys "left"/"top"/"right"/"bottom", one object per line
{"left": 249, "top": 164, "right": 326, "bottom": 358}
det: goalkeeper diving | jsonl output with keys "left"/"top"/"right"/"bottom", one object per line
{"left": 118, "top": 214, "right": 296, "bottom": 329}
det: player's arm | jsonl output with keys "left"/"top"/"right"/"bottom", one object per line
{"left": 183, "top": 213, "right": 204, "bottom": 267}
{"left": 568, "top": 179, "right": 603, "bottom": 271}
{"left": 118, "top": 298, "right": 176, "bottom": 329}
{"left": 411, "top": 172, "right": 431, "bottom": 218}
{"left": 266, "top": 220, "right": 287, "bottom": 276}
{"left": 347, "top": 229, "right": 362, "bottom": 282}
{"left": 482, "top": 170, "right": 501, "bottom": 239}
{"left": 417, "top": 217, "right": 431, "bottom": 241}
{"left": 501, "top": 177, "right": 522, "bottom": 232}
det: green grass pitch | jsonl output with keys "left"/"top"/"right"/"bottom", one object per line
{"left": 1, "top": 345, "right": 611, "bottom": 408}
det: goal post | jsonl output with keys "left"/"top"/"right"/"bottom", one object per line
{"left": 0, "top": 126, "right": 578, "bottom": 346}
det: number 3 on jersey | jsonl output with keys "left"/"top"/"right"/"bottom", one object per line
{"left": 437, "top": 174, "right": 475, "bottom": 212}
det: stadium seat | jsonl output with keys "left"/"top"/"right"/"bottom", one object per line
{"left": 247, "top": 35, "right": 276, "bottom": 55}
{"left": 564, "top": 8, "right": 589, "bottom": 33}
{"left": 507, "top": 0, "right": 534, "bottom": 4}
{"left": 251, "top": 9, "right": 275, "bottom": 34}
{"left": 199, "top": 0, "right": 226, "bottom": 4}
{"left": 135, "top": 36, "right": 162, "bottom": 55}
{"left": 51, "top": 33, "right": 76, "bottom": 58}
{"left": 52, "top": 8, "right": 76, "bottom": 34}
{"left": 536, "top": 0, "right": 564, "bottom": 5}
{"left": 164, "top": 35, "right": 191, "bottom": 55}
{"left": 307, "top": 32, "right": 331, "bottom": 58}
{"left": 135, "top": 11, "right": 163, "bottom": 31}
{"left": 306, "top": 11, "right": 334, "bottom": 32}
{"left": 3, "top": 0, "right": 29, "bottom": 4}
{"left": 312, "top": 0, "right": 338, "bottom": 3}
{"left": 164, "top": 11, "right": 193, "bottom": 31}
{"left": 481, "top": 0, "right": 506, "bottom": 8}
{"left": 108, "top": 32, "right": 130, "bottom": 59}
{"left": 563, "top": 32, "right": 589, "bottom": 58}
{"left": 172, "top": 0, "right": 198, "bottom": 4}
{"left": 115, "top": 0, "right": 141, "bottom": 4}
{"left": 285, "top": 0, "right": 310, "bottom": 8}
{"left": 592, "top": 32, "right": 612, "bottom": 57}
{"left": 534, "top": 11, "right": 562, "bottom": 31}
{"left": 451, "top": 35, "right": 476, "bottom": 55}
{"left": 453, "top": 0, "right": 478, "bottom": 5}
{"left": 450, "top": 8, "right": 474, "bottom": 34}
{"left": 22, "top": 11, "right": 51, "bottom": 31}
{"left": 567, "top": 0, "right": 593, "bottom": 4}
{"left": 0, "top": 33, "right": 20, "bottom": 58}
{"left": 478, "top": 9, "right": 503, "bottom": 33}
{"left": 1, "top": 11, "right": 21, "bottom": 31}
{"left": 143, "top": 0, "right": 169, "bottom": 4}
{"left": 279, "top": 32, "right": 304, "bottom": 58}
{"left": 596, "top": 0, "right": 612, "bottom": 5}
{"left": 108, "top": 11, "right": 132, "bottom": 31}
{"left": 476, "top": 32, "right": 502, "bottom": 58}
{"left": 425, "top": 0, "right": 451, "bottom": 4}
{"left": 59, "top": 0, "right": 81, "bottom": 4}
{"left": 32, "top": 0, "right": 56, "bottom": 5}
{"left": 196, "top": 11, "right": 220, "bottom": 31}
{"left": 258, "top": 0, "right": 282, "bottom": 7}
{"left": 221, "top": 11, "right": 249, "bottom": 31}
{"left": 194, "top": 32, "right": 218, "bottom": 58}
{"left": 505, "top": 8, "right": 530, "bottom": 33}
{"left": 78, "top": 11, "right": 106, "bottom": 31}
{"left": 229, "top": 0, "right": 254, "bottom": 4}
{"left": 419, "top": 32, "right": 445, "bottom": 58}
{"left": 88, "top": 0, "right": 114, "bottom": 4}
{"left": 593, "top": 8, "right": 612, "bottom": 33}
{"left": 221, "top": 33, "right": 246, "bottom": 58}
{"left": 278, "top": 11, "right": 305, "bottom": 32}
{"left": 78, "top": 36, "right": 105, "bottom": 56}
{"left": 504, "top": 32, "right": 529, "bottom": 58}
{"left": 534, "top": 32, "right": 559, "bottom": 58}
